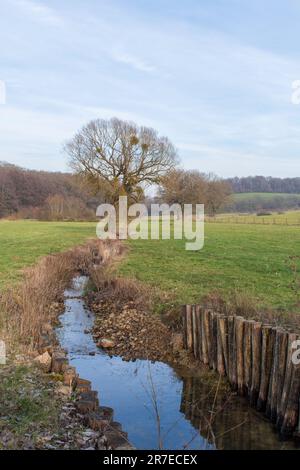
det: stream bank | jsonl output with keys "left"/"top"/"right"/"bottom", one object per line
{"left": 58, "top": 275, "right": 300, "bottom": 450}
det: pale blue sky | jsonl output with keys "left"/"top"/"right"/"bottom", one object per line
{"left": 1, "top": 0, "right": 300, "bottom": 176}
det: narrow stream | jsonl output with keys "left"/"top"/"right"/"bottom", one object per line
{"left": 57, "top": 277, "right": 300, "bottom": 450}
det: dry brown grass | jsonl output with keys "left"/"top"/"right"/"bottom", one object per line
{"left": 202, "top": 289, "right": 300, "bottom": 333}
{"left": 85, "top": 240, "right": 158, "bottom": 314}
{"left": 0, "top": 239, "right": 125, "bottom": 352}
{"left": 88, "top": 271, "right": 153, "bottom": 313}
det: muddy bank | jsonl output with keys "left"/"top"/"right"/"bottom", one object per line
{"left": 86, "top": 279, "right": 197, "bottom": 368}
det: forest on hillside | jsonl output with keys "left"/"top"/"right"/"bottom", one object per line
{"left": 0, "top": 162, "right": 102, "bottom": 220}
{"left": 226, "top": 176, "right": 300, "bottom": 194}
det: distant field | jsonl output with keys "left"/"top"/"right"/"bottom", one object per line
{"left": 0, "top": 220, "right": 96, "bottom": 286}
{"left": 223, "top": 192, "right": 300, "bottom": 214}
{"left": 210, "top": 210, "right": 300, "bottom": 225}
{"left": 119, "top": 222, "right": 300, "bottom": 312}
{"left": 232, "top": 192, "right": 300, "bottom": 202}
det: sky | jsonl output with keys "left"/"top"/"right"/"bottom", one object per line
{"left": 1, "top": 0, "right": 300, "bottom": 177}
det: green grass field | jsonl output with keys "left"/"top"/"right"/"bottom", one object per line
{"left": 0, "top": 219, "right": 299, "bottom": 313}
{"left": 119, "top": 222, "right": 300, "bottom": 312}
{"left": 0, "top": 220, "right": 96, "bottom": 286}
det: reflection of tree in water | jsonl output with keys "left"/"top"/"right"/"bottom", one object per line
{"left": 180, "top": 376, "right": 297, "bottom": 450}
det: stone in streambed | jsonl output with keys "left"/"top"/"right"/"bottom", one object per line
{"left": 34, "top": 351, "right": 52, "bottom": 372}
{"left": 97, "top": 338, "right": 115, "bottom": 349}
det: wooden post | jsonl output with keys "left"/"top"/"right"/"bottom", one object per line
{"left": 266, "top": 328, "right": 288, "bottom": 422}
{"left": 266, "top": 328, "right": 279, "bottom": 419}
{"left": 257, "top": 325, "right": 275, "bottom": 412}
{"left": 281, "top": 362, "right": 300, "bottom": 435}
{"left": 192, "top": 305, "right": 198, "bottom": 359}
{"left": 212, "top": 313, "right": 218, "bottom": 371}
{"left": 277, "top": 333, "right": 298, "bottom": 430}
{"left": 227, "top": 316, "right": 237, "bottom": 390}
{"left": 182, "top": 305, "right": 187, "bottom": 349}
{"left": 208, "top": 311, "right": 214, "bottom": 369}
{"left": 275, "top": 330, "right": 288, "bottom": 420}
{"left": 243, "top": 320, "right": 254, "bottom": 397}
{"left": 202, "top": 309, "right": 210, "bottom": 365}
{"left": 235, "top": 316, "right": 245, "bottom": 395}
{"left": 195, "top": 305, "right": 202, "bottom": 361}
{"left": 250, "top": 321, "right": 262, "bottom": 407}
{"left": 186, "top": 305, "right": 193, "bottom": 352}
{"left": 217, "top": 315, "right": 227, "bottom": 376}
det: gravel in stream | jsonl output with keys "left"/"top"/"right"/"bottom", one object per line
{"left": 89, "top": 297, "right": 189, "bottom": 365}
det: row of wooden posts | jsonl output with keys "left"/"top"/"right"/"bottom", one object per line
{"left": 182, "top": 305, "right": 300, "bottom": 436}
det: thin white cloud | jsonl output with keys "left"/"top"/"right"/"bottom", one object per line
{"left": 13, "top": 0, "right": 63, "bottom": 26}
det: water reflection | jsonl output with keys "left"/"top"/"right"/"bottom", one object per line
{"left": 179, "top": 375, "right": 300, "bottom": 450}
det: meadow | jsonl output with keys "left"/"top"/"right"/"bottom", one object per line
{"left": 0, "top": 219, "right": 299, "bottom": 313}
{"left": 0, "top": 220, "right": 96, "bottom": 286}
{"left": 119, "top": 221, "right": 300, "bottom": 312}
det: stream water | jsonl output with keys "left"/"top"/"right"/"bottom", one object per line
{"left": 57, "top": 276, "right": 300, "bottom": 450}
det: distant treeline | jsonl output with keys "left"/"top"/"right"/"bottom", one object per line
{"left": 0, "top": 162, "right": 102, "bottom": 220}
{"left": 1, "top": 162, "right": 300, "bottom": 219}
{"left": 226, "top": 176, "right": 300, "bottom": 194}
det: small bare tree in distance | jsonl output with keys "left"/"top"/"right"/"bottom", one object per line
{"left": 159, "top": 169, "right": 232, "bottom": 215}
{"left": 64, "top": 117, "right": 179, "bottom": 203}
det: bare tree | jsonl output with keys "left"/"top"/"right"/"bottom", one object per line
{"left": 64, "top": 117, "right": 179, "bottom": 202}
{"left": 159, "top": 169, "right": 207, "bottom": 208}
{"left": 159, "top": 169, "right": 232, "bottom": 215}
{"left": 205, "top": 174, "right": 232, "bottom": 216}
